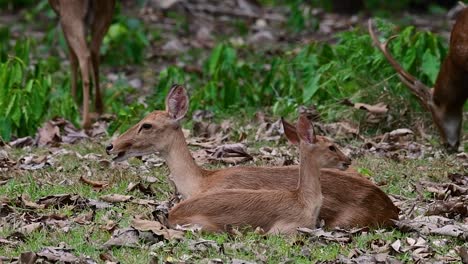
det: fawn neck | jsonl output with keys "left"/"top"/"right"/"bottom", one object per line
{"left": 163, "top": 128, "right": 203, "bottom": 198}
{"left": 296, "top": 143, "right": 322, "bottom": 202}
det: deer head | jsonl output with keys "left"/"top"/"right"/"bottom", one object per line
{"left": 282, "top": 117, "right": 352, "bottom": 170}
{"left": 106, "top": 84, "right": 189, "bottom": 161}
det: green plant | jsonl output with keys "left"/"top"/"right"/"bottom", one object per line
{"left": 101, "top": 16, "right": 149, "bottom": 66}
{"left": 0, "top": 40, "right": 50, "bottom": 140}
{"left": 0, "top": 39, "right": 78, "bottom": 141}
{"left": 141, "top": 19, "right": 446, "bottom": 131}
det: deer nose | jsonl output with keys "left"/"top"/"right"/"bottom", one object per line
{"left": 106, "top": 144, "right": 113, "bottom": 155}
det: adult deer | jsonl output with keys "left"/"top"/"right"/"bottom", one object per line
{"left": 168, "top": 114, "right": 323, "bottom": 234}
{"left": 49, "top": 0, "right": 116, "bottom": 128}
{"left": 368, "top": 9, "right": 468, "bottom": 152}
{"left": 107, "top": 85, "right": 399, "bottom": 228}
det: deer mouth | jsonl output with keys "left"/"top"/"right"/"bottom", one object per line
{"left": 113, "top": 151, "right": 127, "bottom": 162}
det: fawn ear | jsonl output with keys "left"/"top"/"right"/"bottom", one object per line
{"left": 165, "top": 84, "right": 189, "bottom": 121}
{"left": 281, "top": 117, "right": 300, "bottom": 145}
{"left": 296, "top": 114, "right": 317, "bottom": 144}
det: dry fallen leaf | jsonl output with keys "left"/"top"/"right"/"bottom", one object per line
{"left": 391, "top": 239, "right": 401, "bottom": 253}
{"left": 18, "top": 223, "right": 42, "bottom": 234}
{"left": 100, "top": 194, "right": 133, "bottom": 203}
{"left": 0, "top": 238, "right": 20, "bottom": 247}
{"left": 36, "top": 246, "right": 82, "bottom": 263}
{"left": 20, "top": 194, "right": 46, "bottom": 209}
{"left": 79, "top": 176, "right": 109, "bottom": 191}
{"left": 102, "top": 228, "right": 140, "bottom": 249}
{"left": 297, "top": 227, "right": 364, "bottom": 243}
{"left": 353, "top": 102, "right": 388, "bottom": 115}
{"left": 255, "top": 118, "right": 282, "bottom": 141}
{"left": 131, "top": 218, "right": 184, "bottom": 240}
{"left": 90, "top": 121, "right": 108, "bottom": 138}
{"left": 321, "top": 122, "right": 359, "bottom": 140}
{"left": 9, "top": 136, "right": 34, "bottom": 148}
{"left": 73, "top": 211, "right": 95, "bottom": 225}
{"left": 100, "top": 251, "right": 118, "bottom": 263}
{"left": 395, "top": 215, "right": 468, "bottom": 240}
{"left": 37, "top": 194, "right": 88, "bottom": 209}
{"left": 36, "top": 121, "right": 61, "bottom": 147}
{"left": 18, "top": 154, "right": 50, "bottom": 170}
{"left": 425, "top": 197, "right": 467, "bottom": 219}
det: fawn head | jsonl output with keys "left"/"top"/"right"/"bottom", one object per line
{"left": 106, "top": 84, "right": 189, "bottom": 161}
{"left": 282, "top": 117, "right": 351, "bottom": 170}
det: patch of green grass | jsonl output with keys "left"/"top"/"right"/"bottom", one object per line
{"left": 355, "top": 155, "right": 461, "bottom": 197}
{"left": 0, "top": 137, "right": 465, "bottom": 263}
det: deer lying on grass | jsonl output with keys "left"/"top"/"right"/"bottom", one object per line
{"left": 49, "top": 0, "right": 116, "bottom": 128}
{"left": 369, "top": 9, "right": 468, "bottom": 152}
{"left": 168, "top": 114, "right": 323, "bottom": 234}
{"left": 107, "top": 85, "right": 399, "bottom": 228}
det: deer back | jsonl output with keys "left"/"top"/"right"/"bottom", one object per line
{"left": 169, "top": 190, "right": 310, "bottom": 234}
{"left": 203, "top": 167, "right": 398, "bottom": 228}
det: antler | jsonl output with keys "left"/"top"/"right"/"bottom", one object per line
{"left": 368, "top": 19, "right": 433, "bottom": 112}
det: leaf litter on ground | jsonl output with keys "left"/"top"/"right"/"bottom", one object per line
{"left": 0, "top": 108, "right": 467, "bottom": 262}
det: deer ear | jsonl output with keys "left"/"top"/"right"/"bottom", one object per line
{"left": 296, "top": 114, "right": 317, "bottom": 144}
{"left": 165, "top": 84, "right": 189, "bottom": 121}
{"left": 281, "top": 118, "right": 300, "bottom": 145}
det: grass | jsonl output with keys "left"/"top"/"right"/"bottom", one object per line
{"left": 0, "top": 134, "right": 464, "bottom": 263}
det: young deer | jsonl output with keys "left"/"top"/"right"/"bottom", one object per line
{"left": 49, "top": 0, "right": 116, "bottom": 128}
{"left": 168, "top": 114, "right": 323, "bottom": 234}
{"left": 107, "top": 85, "right": 399, "bottom": 228}
{"left": 369, "top": 9, "right": 468, "bottom": 152}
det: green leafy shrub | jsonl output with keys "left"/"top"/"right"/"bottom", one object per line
{"left": 142, "top": 19, "right": 446, "bottom": 130}
{"left": 33, "top": 17, "right": 443, "bottom": 136}
{"left": 0, "top": 39, "right": 78, "bottom": 141}
{"left": 101, "top": 16, "right": 149, "bottom": 66}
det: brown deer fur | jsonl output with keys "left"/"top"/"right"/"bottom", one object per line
{"left": 369, "top": 9, "right": 468, "bottom": 152}
{"left": 168, "top": 114, "right": 323, "bottom": 234}
{"left": 49, "top": 0, "right": 115, "bottom": 128}
{"left": 107, "top": 85, "right": 399, "bottom": 228}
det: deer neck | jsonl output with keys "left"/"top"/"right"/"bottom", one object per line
{"left": 297, "top": 144, "right": 322, "bottom": 205}
{"left": 162, "top": 129, "right": 204, "bottom": 199}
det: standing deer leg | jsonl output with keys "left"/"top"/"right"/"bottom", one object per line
{"left": 61, "top": 22, "right": 92, "bottom": 128}
{"left": 90, "top": 0, "right": 115, "bottom": 114}
{"left": 68, "top": 44, "right": 79, "bottom": 100}
{"left": 55, "top": 0, "right": 93, "bottom": 128}
{"left": 89, "top": 48, "right": 101, "bottom": 114}
{"left": 77, "top": 52, "right": 92, "bottom": 129}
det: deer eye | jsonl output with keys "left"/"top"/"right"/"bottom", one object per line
{"left": 142, "top": 123, "right": 152, "bottom": 130}
{"left": 328, "top": 146, "right": 336, "bottom": 152}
